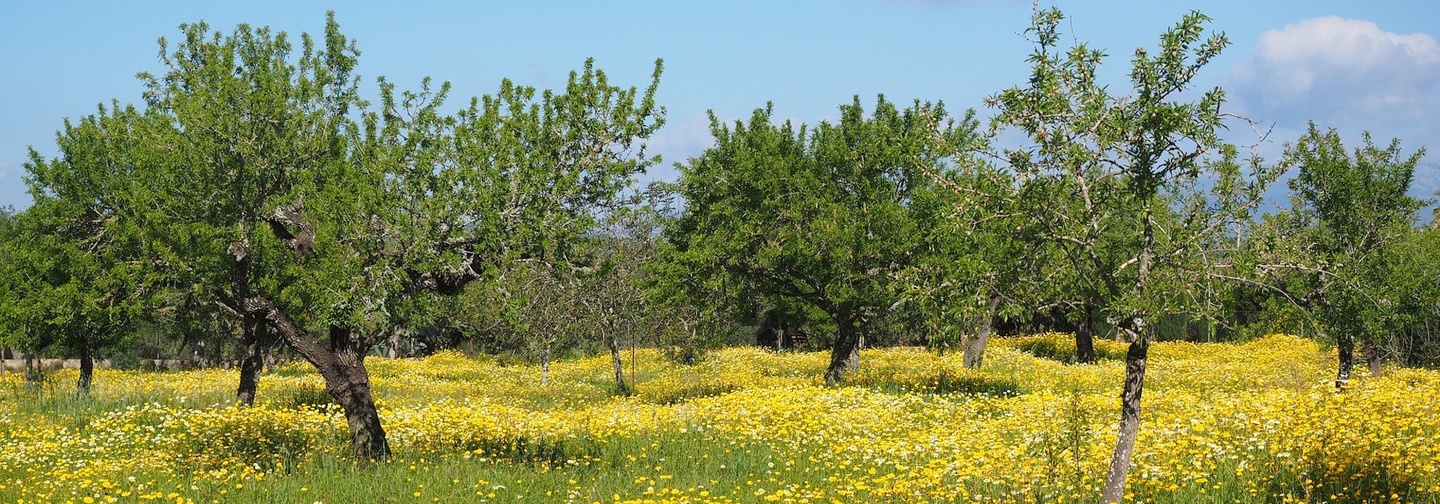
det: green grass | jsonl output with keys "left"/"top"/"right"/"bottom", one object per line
{"left": 179, "top": 432, "right": 817, "bottom": 503}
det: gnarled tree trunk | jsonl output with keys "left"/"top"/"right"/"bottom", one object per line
{"left": 1364, "top": 341, "right": 1382, "bottom": 378}
{"left": 231, "top": 294, "right": 391, "bottom": 461}
{"left": 1100, "top": 331, "right": 1150, "bottom": 503}
{"left": 319, "top": 326, "right": 390, "bottom": 461}
{"left": 825, "top": 316, "right": 862, "bottom": 386}
{"left": 235, "top": 317, "right": 276, "bottom": 406}
{"left": 962, "top": 297, "right": 1002, "bottom": 369}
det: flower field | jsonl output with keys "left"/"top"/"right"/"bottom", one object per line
{"left": 1, "top": 334, "right": 1437, "bottom": 503}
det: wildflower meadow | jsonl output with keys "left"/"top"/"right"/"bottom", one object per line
{"left": 2, "top": 334, "right": 1436, "bottom": 503}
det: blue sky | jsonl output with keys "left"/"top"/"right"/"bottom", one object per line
{"left": 3, "top": 1, "right": 1438, "bottom": 212}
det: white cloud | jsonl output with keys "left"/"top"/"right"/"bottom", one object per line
{"left": 644, "top": 111, "right": 719, "bottom": 182}
{"left": 1231, "top": 16, "right": 1440, "bottom": 129}
{"left": 1230, "top": 17, "right": 1440, "bottom": 205}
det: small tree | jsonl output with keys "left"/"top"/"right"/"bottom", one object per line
{"left": 0, "top": 106, "right": 153, "bottom": 396}
{"left": 907, "top": 161, "right": 1050, "bottom": 368}
{"left": 986, "top": 9, "right": 1279, "bottom": 501}
{"left": 659, "top": 97, "right": 976, "bottom": 384}
{"left": 1261, "top": 124, "right": 1426, "bottom": 385}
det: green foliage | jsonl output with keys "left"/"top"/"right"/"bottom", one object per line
{"left": 987, "top": 8, "right": 1279, "bottom": 336}
{"left": 656, "top": 96, "right": 980, "bottom": 381}
{"left": 1261, "top": 125, "right": 1429, "bottom": 361}
{"left": 0, "top": 103, "right": 153, "bottom": 375}
{"left": 1008, "top": 336, "right": 1124, "bottom": 364}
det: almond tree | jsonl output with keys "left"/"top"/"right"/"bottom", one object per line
{"left": 0, "top": 105, "right": 154, "bottom": 396}
{"left": 25, "top": 13, "right": 662, "bottom": 460}
{"left": 1258, "top": 125, "right": 1426, "bottom": 386}
{"left": 659, "top": 97, "right": 976, "bottom": 385}
{"left": 986, "top": 8, "right": 1279, "bottom": 501}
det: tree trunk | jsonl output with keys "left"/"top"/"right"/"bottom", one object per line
{"left": 1336, "top": 333, "right": 1355, "bottom": 389}
{"left": 76, "top": 343, "right": 95, "bottom": 396}
{"left": 846, "top": 334, "right": 864, "bottom": 373}
{"left": 1100, "top": 333, "right": 1151, "bottom": 503}
{"left": 322, "top": 326, "right": 391, "bottom": 461}
{"left": 962, "top": 297, "right": 1002, "bottom": 369}
{"left": 608, "top": 336, "right": 627, "bottom": 393}
{"left": 230, "top": 293, "right": 391, "bottom": 461}
{"left": 235, "top": 318, "right": 275, "bottom": 406}
{"left": 825, "top": 317, "right": 862, "bottom": 386}
{"left": 1075, "top": 305, "right": 1097, "bottom": 364}
{"left": 1364, "top": 341, "right": 1382, "bottom": 378}
{"left": 540, "top": 344, "right": 551, "bottom": 385}
{"left": 23, "top": 351, "right": 40, "bottom": 392}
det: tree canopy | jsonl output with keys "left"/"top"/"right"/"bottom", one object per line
{"left": 657, "top": 97, "right": 978, "bottom": 384}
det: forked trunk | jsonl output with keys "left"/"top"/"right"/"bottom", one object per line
{"left": 76, "top": 343, "right": 94, "bottom": 396}
{"left": 1364, "top": 341, "right": 1382, "bottom": 378}
{"left": 1075, "top": 305, "right": 1096, "bottom": 364}
{"left": 962, "top": 297, "right": 1001, "bottom": 369}
{"left": 1336, "top": 333, "right": 1355, "bottom": 389}
{"left": 1100, "top": 333, "right": 1150, "bottom": 503}
{"left": 824, "top": 317, "right": 862, "bottom": 386}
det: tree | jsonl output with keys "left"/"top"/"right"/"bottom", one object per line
{"left": 29, "top": 13, "right": 665, "bottom": 461}
{"left": 660, "top": 97, "right": 976, "bottom": 385}
{"left": 985, "top": 9, "right": 1279, "bottom": 502}
{"left": 906, "top": 161, "right": 1051, "bottom": 368}
{"left": 0, "top": 104, "right": 154, "bottom": 396}
{"left": 1260, "top": 124, "right": 1426, "bottom": 386}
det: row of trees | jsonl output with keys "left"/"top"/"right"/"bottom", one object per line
{"left": 2, "top": 8, "right": 1437, "bottom": 500}
{"left": 0, "top": 13, "right": 666, "bottom": 460}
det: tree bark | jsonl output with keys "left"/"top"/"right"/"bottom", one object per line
{"left": 235, "top": 317, "right": 275, "bottom": 406}
{"left": 608, "top": 335, "right": 627, "bottom": 393}
{"left": 825, "top": 317, "right": 862, "bottom": 386}
{"left": 1075, "top": 305, "right": 1097, "bottom": 364}
{"left": 540, "top": 344, "right": 551, "bottom": 385}
{"left": 1364, "top": 341, "right": 1382, "bottom": 378}
{"left": 23, "top": 351, "right": 40, "bottom": 391}
{"left": 962, "top": 297, "right": 1002, "bottom": 369}
{"left": 228, "top": 293, "right": 391, "bottom": 461}
{"left": 321, "top": 326, "right": 391, "bottom": 461}
{"left": 846, "top": 333, "right": 864, "bottom": 373}
{"left": 77, "top": 342, "right": 94, "bottom": 396}
{"left": 1101, "top": 332, "right": 1150, "bottom": 503}
{"left": 1336, "top": 333, "right": 1355, "bottom": 389}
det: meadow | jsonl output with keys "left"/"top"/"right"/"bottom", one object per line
{"left": 1, "top": 334, "right": 1437, "bottom": 503}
